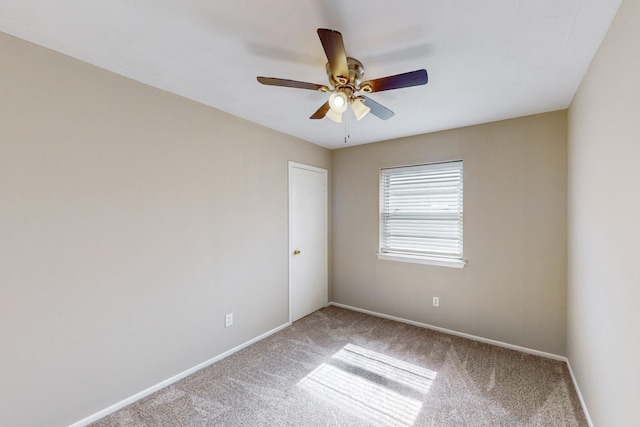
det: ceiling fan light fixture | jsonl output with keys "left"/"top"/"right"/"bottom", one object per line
{"left": 325, "top": 108, "right": 343, "bottom": 123}
{"left": 351, "top": 97, "right": 371, "bottom": 121}
{"left": 257, "top": 29, "right": 428, "bottom": 125}
{"left": 328, "top": 92, "right": 348, "bottom": 113}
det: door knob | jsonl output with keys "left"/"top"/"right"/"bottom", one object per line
{"left": 293, "top": 250, "right": 301, "bottom": 255}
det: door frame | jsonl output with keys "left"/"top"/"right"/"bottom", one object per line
{"left": 288, "top": 161, "right": 328, "bottom": 323}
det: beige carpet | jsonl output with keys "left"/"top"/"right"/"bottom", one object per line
{"left": 91, "top": 306, "right": 587, "bottom": 426}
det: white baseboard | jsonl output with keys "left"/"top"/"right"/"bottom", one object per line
{"left": 329, "top": 302, "right": 596, "bottom": 425}
{"left": 565, "top": 359, "right": 594, "bottom": 427}
{"left": 329, "top": 302, "right": 566, "bottom": 361}
{"left": 69, "top": 321, "right": 291, "bottom": 427}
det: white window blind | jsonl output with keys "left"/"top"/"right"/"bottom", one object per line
{"left": 379, "top": 161, "right": 464, "bottom": 266}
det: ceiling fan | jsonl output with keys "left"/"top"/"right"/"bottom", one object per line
{"left": 257, "top": 28, "right": 428, "bottom": 123}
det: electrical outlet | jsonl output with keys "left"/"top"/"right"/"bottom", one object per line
{"left": 433, "top": 297, "right": 439, "bottom": 307}
{"left": 225, "top": 313, "right": 233, "bottom": 327}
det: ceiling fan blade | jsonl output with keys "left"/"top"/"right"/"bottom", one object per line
{"left": 361, "top": 96, "right": 395, "bottom": 120}
{"left": 360, "top": 69, "right": 428, "bottom": 93}
{"left": 317, "top": 28, "right": 349, "bottom": 84}
{"left": 257, "top": 77, "right": 330, "bottom": 92}
{"left": 310, "top": 101, "right": 331, "bottom": 119}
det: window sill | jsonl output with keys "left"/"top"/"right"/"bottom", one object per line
{"left": 376, "top": 253, "right": 467, "bottom": 269}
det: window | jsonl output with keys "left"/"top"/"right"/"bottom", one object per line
{"left": 378, "top": 160, "right": 466, "bottom": 268}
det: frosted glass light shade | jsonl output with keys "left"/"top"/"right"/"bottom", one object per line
{"left": 328, "top": 92, "right": 349, "bottom": 113}
{"left": 326, "top": 108, "right": 342, "bottom": 123}
{"left": 351, "top": 97, "right": 371, "bottom": 121}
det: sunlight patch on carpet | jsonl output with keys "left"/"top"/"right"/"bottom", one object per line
{"left": 298, "top": 344, "right": 437, "bottom": 426}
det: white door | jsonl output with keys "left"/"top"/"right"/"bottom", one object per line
{"left": 289, "top": 162, "right": 328, "bottom": 322}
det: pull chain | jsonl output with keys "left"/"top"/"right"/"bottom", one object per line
{"left": 344, "top": 114, "right": 350, "bottom": 144}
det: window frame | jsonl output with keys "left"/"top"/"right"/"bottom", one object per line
{"left": 377, "top": 160, "right": 466, "bottom": 269}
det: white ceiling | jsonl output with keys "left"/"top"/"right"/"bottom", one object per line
{"left": 0, "top": 0, "right": 622, "bottom": 149}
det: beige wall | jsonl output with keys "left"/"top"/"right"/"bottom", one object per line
{"left": 567, "top": 0, "right": 640, "bottom": 425}
{"left": 331, "top": 111, "right": 568, "bottom": 355}
{"left": 0, "top": 32, "right": 330, "bottom": 427}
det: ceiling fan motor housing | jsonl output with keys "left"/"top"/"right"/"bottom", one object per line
{"left": 326, "top": 57, "right": 367, "bottom": 97}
